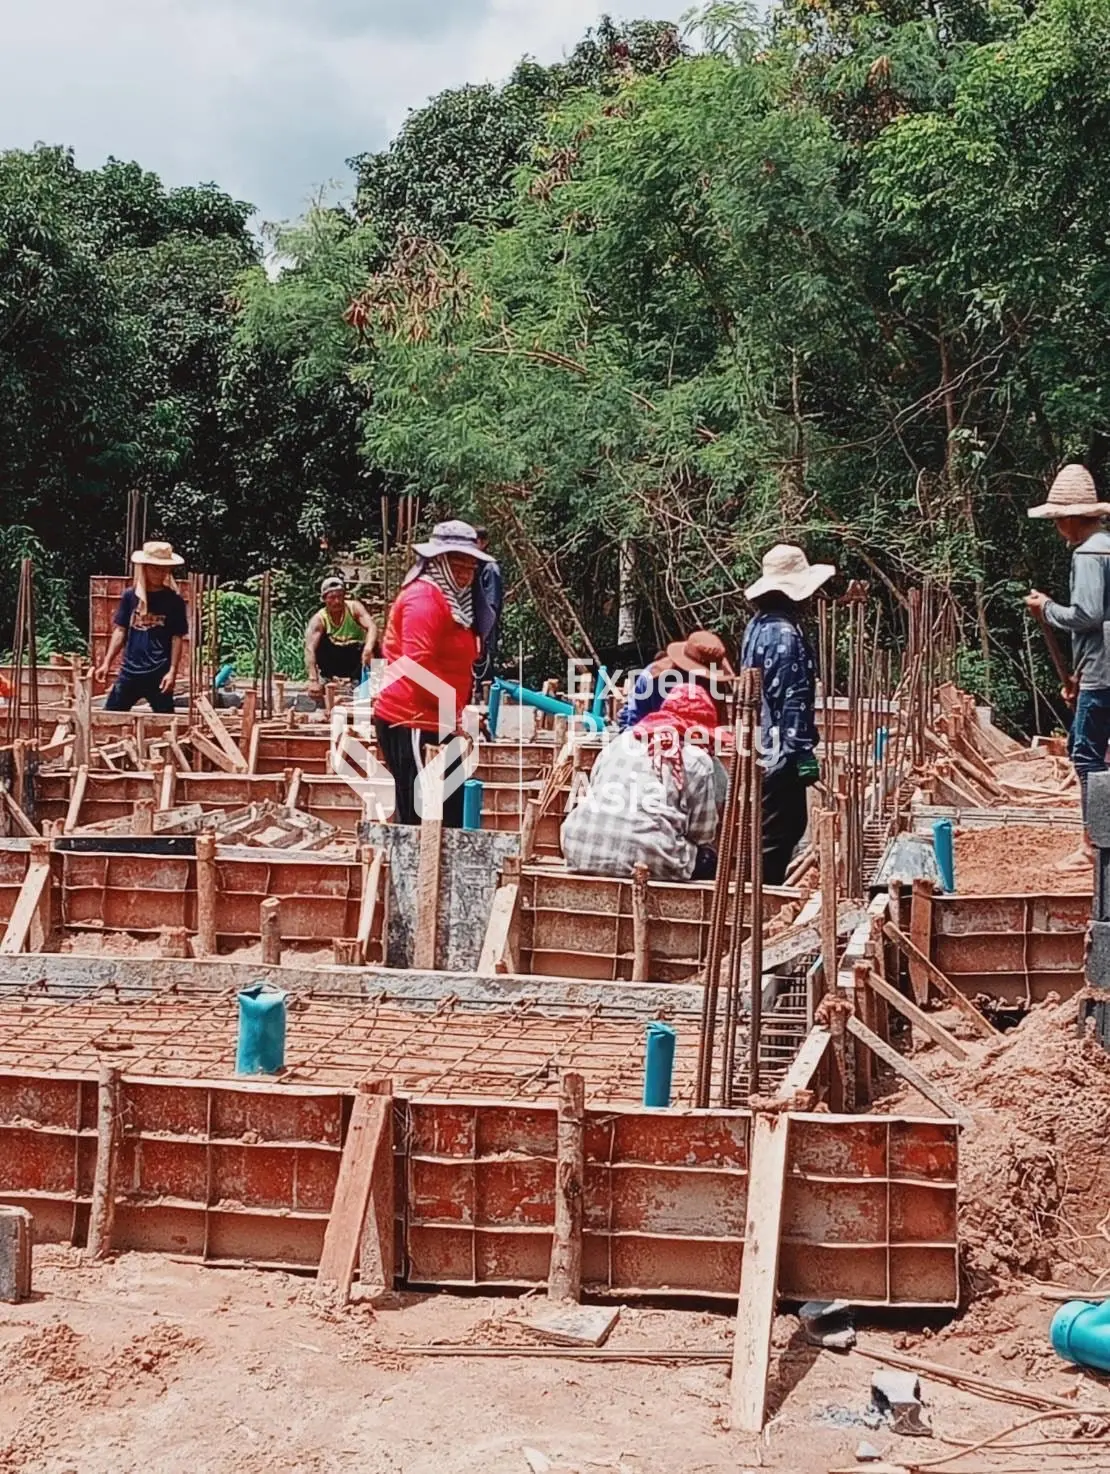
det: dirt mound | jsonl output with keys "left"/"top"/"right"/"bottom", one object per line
{"left": 953, "top": 825, "right": 1086, "bottom": 895}
{"left": 952, "top": 999, "right": 1110, "bottom": 1293}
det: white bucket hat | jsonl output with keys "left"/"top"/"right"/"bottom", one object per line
{"left": 413, "top": 520, "right": 495, "bottom": 563}
{"left": 1027, "top": 464, "right": 1110, "bottom": 518}
{"left": 745, "top": 544, "right": 835, "bottom": 603}
{"left": 131, "top": 540, "right": 184, "bottom": 568}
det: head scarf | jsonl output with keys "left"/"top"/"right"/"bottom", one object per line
{"left": 632, "top": 685, "right": 720, "bottom": 791}
{"left": 133, "top": 564, "right": 179, "bottom": 617}
{"left": 406, "top": 552, "right": 474, "bottom": 629}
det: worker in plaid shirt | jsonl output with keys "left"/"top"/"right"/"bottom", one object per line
{"left": 561, "top": 687, "right": 723, "bottom": 881}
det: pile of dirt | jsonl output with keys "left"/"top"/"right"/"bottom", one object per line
{"left": 953, "top": 825, "right": 1086, "bottom": 895}
{"left": 950, "top": 999, "right": 1110, "bottom": 1294}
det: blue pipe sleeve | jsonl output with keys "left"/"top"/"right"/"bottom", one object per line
{"left": 643, "top": 1022, "right": 677, "bottom": 1108}
{"left": 215, "top": 662, "right": 235, "bottom": 690}
{"left": 1051, "top": 1299, "right": 1110, "bottom": 1372}
{"left": 492, "top": 679, "right": 604, "bottom": 732}
{"left": 236, "top": 983, "right": 287, "bottom": 1075}
{"left": 463, "top": 778, "right": 484, "bottom": 831}
{"left": 933, "top": 818, "right": 955, "bottom": 892}
{"left": 487, "top": 682, "right": 503, "bottom": 739}
{"left": 591, "top": 667, "right": 609, "bottom": 725}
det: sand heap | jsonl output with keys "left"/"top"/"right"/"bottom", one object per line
{"left": 952, "top": 998, "right": 1110, "bottom": 1293}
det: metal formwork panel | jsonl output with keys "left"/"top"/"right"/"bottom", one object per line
{"left": 215, "top": 857, "right": 362, "bottom": 942}
{"left": 931, "top": 893, "right": 1087, "bottom": 1002}
{"left": 61, "top": 851, "right": 194, "bottom": 932}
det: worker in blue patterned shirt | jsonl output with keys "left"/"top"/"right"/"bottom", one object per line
{"left": 740, "top": 545, "right": 836, "bottom": 885}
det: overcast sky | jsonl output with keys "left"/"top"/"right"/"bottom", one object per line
{"left": 1, "top": 0, "right": 689, "bottom": 225}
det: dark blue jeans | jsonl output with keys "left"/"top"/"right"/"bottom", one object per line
{"left": 104, "top": 669, "right": 175, "bottom": 714}
{"left": 1069, "top": 687, "right": 1110, "bottom": 821}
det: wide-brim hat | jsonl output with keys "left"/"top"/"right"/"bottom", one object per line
{"left": 131, "top": 540, "right": 184, "bottom": 568}
{"left": 414, "top": 519, "right": 494, "bottom": 563}
{"left": 745, "top": 544, "right": 835, "bottom": 603}
{"left": 1028, "top": 464, "right": 1110, "bottom": 518}
{"left": 664, "top": 630, "right": 735, "bottom": 677}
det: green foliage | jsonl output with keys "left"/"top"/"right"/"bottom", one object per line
{"left": 0, "top": 527, "right": 85, "bottom": 658}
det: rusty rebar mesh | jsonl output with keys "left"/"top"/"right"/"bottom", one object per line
{"left": 0, "top": 985, "right": 810, "bottom": 1103}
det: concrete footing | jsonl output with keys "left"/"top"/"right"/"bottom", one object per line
{"left": 0, "top": 1205, "right": 32, "bottom": 1302}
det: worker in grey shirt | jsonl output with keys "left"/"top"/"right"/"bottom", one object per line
{"left": 1026, "top": 464, "right": 1110, "bottom": 858}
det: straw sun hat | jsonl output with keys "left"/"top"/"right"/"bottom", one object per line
{"left": 1028, "top": 465, "right": 1110, "bottom": 518}
{"left": 131, "top": 540, "right": 184, "bottom": 567}
{"left": 745, "top": 544, "right": 836, "bottom": 603}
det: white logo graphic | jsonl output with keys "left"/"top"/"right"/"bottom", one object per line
{"left": 330, "top": 657, "right": 477, "bottom": 821}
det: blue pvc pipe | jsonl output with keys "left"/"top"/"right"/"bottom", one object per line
{"left": 1051, "top": 1299, "right": 1110, "bottom": 1372}
{"left": 591, "top": 667, "right": 609, "bottom": 725}
{"left": 492, "top": 679, "right": 604, "bottom": 732}
{"left": 875, "top": 726, "right": 889, "bottom": 761}
{"left": 933, "top": 818, "right": 955, "bottom": 893}
{"left": 487, "top": 681, "right": 503, "bottom": 739}
{"left": 643, "top": 1022, "right": 677, "bottom": 1108}
{"left": 463, "top": 778, "right": 484, "bottom": 831}
{"left": 215, "top": 662, "right": 235, "bottom": 690}
{"left": 236, "top": 983, "right": 287, "bottom": 1075}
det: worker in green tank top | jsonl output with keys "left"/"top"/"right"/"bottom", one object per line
{"left": 305, "top": 577, "right": 378, "bottom": 698}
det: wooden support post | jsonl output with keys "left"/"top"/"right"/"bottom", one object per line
{"left": 317, "top": 1085, "right": 393, "bottom": 1303}
{"left": 478, "top": 874, "right": 521, "bottom": 977}
{"left": 247, "top": 721, "right": 261, "bottom": 775}
{"left": 168, "top": 724, "right": 193, "bottom": 773}
{"left": 355, "top": 849, "right": 384, "bottom": 964}
{"left": 334, "top": 938, "right": 361, "bottom": 966}
{"left": 134, "top": 798, "right": 154, "bottom": 836}
{"left": 158, "top": 926, "right": 190, "bottom": 959}
{"left": 730, "top": 1112, "right": 790, "bottom": 1433}
{"left": 0, "top": 854, "right": 52, "bottom": 955}
{"left": 195, "top": 832, "right": 218, "bottom": 957}
{"left": 630, "top": 863, "right": 650, "bottom": 983}
{"left": 883, "top": 922, "right": 999, "bottom": 1038}
{"left": 286, "top": 766, "right": 303, "bottom": 813}
{"left": 275, "top": 675, "right": 286, "bottom": 714}
{"left": 853, "top": 960, "right": 873, "bottom": 1109}
{"left": 548, "top": 1071, "right": 585, "bottom": 1304}
{"left": 64, "top": 764, "right": 88, "bottom": 835}
{"left": 85, "top": 1061, "right": 121, "bottom": 1261}
{"left": 239, "top": 688, "right": 257, "bottom": 762}
{"left": 189, "top": 729, "right": 241, "bottom": 774}
{"left": 159, "top": 761, "right": 176, "bottom": 812}
{"left": 134, "top": 716, "right": 146, "bottom": 763}
{"left": 260, "top": 897, "right": 282, "bottom": 966}
{"left": 27, "top": 837, "right": 52, "bottom": 953}
{"left": 865, "top": 966, "right": 968, "bottom": 1062}
{"left": 196, "top": 695, "right": 248, "bottom": 773}
{"left": 358, "top": 1083, "right": 396, "bottom": 1300}
{"left": 0, "top": 787, "right": 38, "bottom": 838}
{"left": 818, "top": 807, "right": 838, "bottom": 999}
{"left": 73, "top": 664, "right": 92, "bottom": 771}
{"left": 520, "top": 798, "right": 540, "bottom": 863}
{"left": 325, "top": 681, "right": 339, "bottom": 714}
{"left": 908, "top": 878, "right": 935, "bottom": 1006}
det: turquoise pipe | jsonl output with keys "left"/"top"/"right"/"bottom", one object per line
{"left": 874, "top": 726, "right": 889, "bottom": 761}
{"left": 591, "top": 667, "right": 609, "bottom": 725}
{"left": 492, "top": 679, "right": 604, "bottom": 732}
{"left": 463, "top": 778, "right": 484, "bottom": 831}
{"left": 1051, "top": 1299, "right": 1110, "bottom": 1372}
{"left": 488, "top": 682, "right": 503, "bottom": 738}
{"left": 933, "top": 818, "right": 955, "bottom": 892}
{"left": 215, "top": 662, "right": 235, "bottom": 690}
{"left": 643, "top": 1022, "right": 677, "bottom": 1108}
{"left": 236, "top": 984, "right": 287, "bottom": 1075}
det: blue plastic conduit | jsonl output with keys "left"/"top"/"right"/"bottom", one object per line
{"left": 236, "top": 984, "right": 287, "bottom": 1075}
{"left": 215, "top": 662, "right": 235, "bottom": 690}
{"left": 591, "top": 667, "right": 609, "bottom": 726}
{"left": 487, "top": 682, "right": 503, "bottom": 739}
{"left": 492, "top": 679, "right": 605, "bottom": 732}
{"left": 463, "top": 778, "right": 484, "bottom": 831}
{"left": 1051, "top": 1299, "right": 1110, "bottom": 1373}
{"left": 933, "top": 818, "right": 956, "bottom": 892}
{"left": 643, "top": 1022, "right": 677, "bottom": 1108}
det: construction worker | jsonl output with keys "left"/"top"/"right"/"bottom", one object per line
{"left": 305, "top": 577, "right": 378, "bottom": 701}
{"left": 471, "top": 526, "right": 504, "bottom": 697}
{"left": 95, "top": 541, "right": 188, "bottom": 713}
{"left": 1026, "top": 464, "right": 1110, "bottom": 862}
{"left": 741, "top": 544, "right": 835, "bottom": 886}
{"left": 618, "top": 631, "right": 733, "bottom": 730}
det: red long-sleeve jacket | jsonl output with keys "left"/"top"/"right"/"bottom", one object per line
{"left": 374, "top": 578, "right": 478, "bottom": 731}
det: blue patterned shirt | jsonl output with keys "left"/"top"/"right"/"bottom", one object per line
{"left": 739, "top": 612, "right": 819, "bottom": 774}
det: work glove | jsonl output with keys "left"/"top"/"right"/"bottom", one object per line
{"left": 795, "top": 754, "right": 820, "bottom": 788}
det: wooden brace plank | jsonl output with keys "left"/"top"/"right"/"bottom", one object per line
{"left": 318, "top": 1090, "right": 392, "bottom": 1302}
{"left": 864, "top": 968, "right": 969, "bottom": 1063}
{"left": 355, "top": 850, "right": 384, "bottom": 963}
{"left": 64, "top": 765, "right": 89, "bottom": 835}
{"left": 884, "top": 922, "right": 999, "bottom": 1038}
{"left": 0, "top": 788, "right": 39, "bottom": 839}
{"left": 196, "top": 696, "right": 248, "bottom": 772}
{"left": 478, "top": 883, "right": 520, "bottom": 977}
{"left": 0, "top": 863, "right": 51, "bottom": 955}
{"left": 189, "top": 729, "right": 242, "bottom": 775}
{"left": 730, "top": 1112, "right": 790, "bottom": 1433}
{"left": 846, "top": 1016, "right": 972, "bottom": 1128}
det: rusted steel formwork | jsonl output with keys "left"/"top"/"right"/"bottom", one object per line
{"left": 0, "top": 1066, "right": 958, "bottom": 1304}
{"left": 893, "top": 891, "right": 1088, "bottom": 1004}
{"left": 517, "top": 869, "right": 802, "bottom": 983}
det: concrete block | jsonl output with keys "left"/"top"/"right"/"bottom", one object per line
{"left": 871, "top": 1368, "right": 931, "bottom": 1437}
{"left": 0, "top": 1206, "right": 33, "bottom": 1302}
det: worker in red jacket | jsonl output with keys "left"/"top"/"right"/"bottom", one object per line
{"left": 373, "top": 520, "right": 494, "bottom": 827}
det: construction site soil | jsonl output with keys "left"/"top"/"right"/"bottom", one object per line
{"left": 4, "top": 1249, "right": 1110, "bottom": 1474}
{"left": 879, "top": 998, "right": 1110, "bottom": 1296}
{"left": 953, "top": 824, "right": 1087, "bottom": 894}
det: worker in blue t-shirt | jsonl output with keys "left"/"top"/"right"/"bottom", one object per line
{"left": 95, "top": 541, "right": 189, "bottom": 713}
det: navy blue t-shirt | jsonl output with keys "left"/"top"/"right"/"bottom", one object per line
{"left": 114, "top": 587, "right": 189, "bottom": 677}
